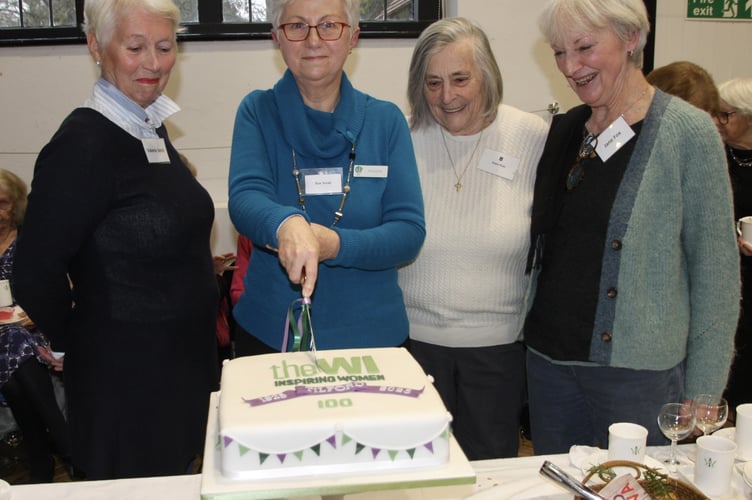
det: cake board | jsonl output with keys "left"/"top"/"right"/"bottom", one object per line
{"left": 200, "top": 392, "right": 476, "bottom": 499}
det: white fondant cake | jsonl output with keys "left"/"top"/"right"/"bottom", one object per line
{"left": 218, "top": 347, "right": 453, "bottom": 480}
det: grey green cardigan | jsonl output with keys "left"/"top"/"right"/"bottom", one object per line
{"left": 526, "top": 89, "right": 740, "bottom": 398}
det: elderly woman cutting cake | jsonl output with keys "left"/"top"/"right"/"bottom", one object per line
{"left": 228, "top": 0, "right": 425, "bottom": 355}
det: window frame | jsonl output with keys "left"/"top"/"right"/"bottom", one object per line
{"left": 0, "top": 0, "right": 440, "bottom": 46}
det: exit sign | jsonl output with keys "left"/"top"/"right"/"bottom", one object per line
{"left": 688, "top": 0, "right": 752, "bottom": 19}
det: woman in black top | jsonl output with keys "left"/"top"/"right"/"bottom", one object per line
{"left": 13, "top": 0, "right": 218, "bottom": 479}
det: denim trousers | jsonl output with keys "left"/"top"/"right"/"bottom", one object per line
{"left": 526, "top": 349, "right": 684, "bottom": 455}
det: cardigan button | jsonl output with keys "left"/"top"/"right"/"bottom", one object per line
{"left": 607, "top": 287, "right": 618, "bottom": 298}
{"left": 611, "top": 240, "right": 622, "bottom": 250}
{"left": 601, "top": 332, "right": 612, "bottom": 343}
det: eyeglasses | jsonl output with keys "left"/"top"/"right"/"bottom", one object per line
{"left": 566, "top": 132, "right": 598, "bottom": 191}
{"left": 715, "top": 111, "right": 737, "bottom": 125}
{"left": 278, "top": 21, "right": 350, "bottom": 42}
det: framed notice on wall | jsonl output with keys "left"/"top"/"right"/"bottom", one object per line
{"left": 687, "top": 0, "right": 752, "bottom": 20}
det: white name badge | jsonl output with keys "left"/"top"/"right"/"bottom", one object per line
{"left": 142, "top": 138, "right": 170, "bottom": 164}
{"left": 354, "top": 165, "right": 389, "bottom": 178}
{"left": 478, "top": 148, "right": 520, "bottom": 180}
{"left": 595, "top": 115, "right": 636, "bottom": 162}
{"left": 301, "top": 168, "right": 343, "bottom": 195}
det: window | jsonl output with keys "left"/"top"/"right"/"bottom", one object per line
{"left": 0, "top": 0, "right": 440, "bottom": 46}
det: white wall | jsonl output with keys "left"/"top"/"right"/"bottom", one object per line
{"left": 1, "top": 0, "right": 751, "bottom": 253}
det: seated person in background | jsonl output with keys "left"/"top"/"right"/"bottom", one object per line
{"left": 0, "top": 168, "right": 70, "bottom": 483}
{"left": 646, "top": 60, "right": 720, "bottom": 115}
{"left": 230, "top": 234, "right": 251, "bottom": 307}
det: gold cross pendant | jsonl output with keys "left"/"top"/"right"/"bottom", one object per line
{"left": 455, "top": 182, "right": 462, "bottom": 192}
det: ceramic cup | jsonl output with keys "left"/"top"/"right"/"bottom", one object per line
{"left": 737, "top": 403, "right": 752, "bottom": 461}
{"left": 0, "top": 478, "right": 9, "bottom": 500}
{"left": 694, "top": 435, "right": 737, "bottom": 497}
{"left": 607, "top": 422, "right": 648, "bottom": 462}
{"left": 742, "top": 461, "right": 752, "bottom": 499}
{"left": 738, "top": 216, "right": 752, "bottom": 244}
{"left": 0, "top": 280, "right": 12, "bottom": 307}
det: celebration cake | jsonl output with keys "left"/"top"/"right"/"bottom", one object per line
{"left": 218, "top": 347, "right": 453, "bottom": 480}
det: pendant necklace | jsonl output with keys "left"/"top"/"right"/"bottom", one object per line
{"left": 727, "top": 145, "right": 752, "bottom": 168}
{"left": 440, "top": 127, "right": 484, "bottom": 192}
{"left": 292, "top": 143, "right": 356, "bottom": 227}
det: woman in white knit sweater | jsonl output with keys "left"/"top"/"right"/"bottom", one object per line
{"left": 398, "top": 17, "right": 548, "bottom": 460}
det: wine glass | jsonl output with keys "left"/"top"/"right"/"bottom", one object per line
{"left": 657, "top": 402, "right": 695, "bottom": 468}
{"left": 692, "top": 394, "right": 729, "bottom": 436}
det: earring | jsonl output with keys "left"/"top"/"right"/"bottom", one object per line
{"left": 627, "top": 50, "right": 634, "bottom": 57}
{"left": 96, "top": 60, "right": 101, "bottom": 66}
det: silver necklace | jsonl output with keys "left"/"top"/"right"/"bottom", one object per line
{"left": 586, "top": 85, "right": 651, "bottom": 134}
{"left": 440, "top": 128, "right": 484, "bottom": 192}
{"left": 292, "top": 144, "right": 356, "bottom": 227}
{"left": 727, "top": 145, "right": 752, "bottom": 168}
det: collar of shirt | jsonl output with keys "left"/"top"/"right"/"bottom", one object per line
{"left": 83, "top": 78, "right": 181, "bottom": 140}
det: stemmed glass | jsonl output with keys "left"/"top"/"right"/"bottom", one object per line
{"left": 657, "top": 402, "right": 696, "bottom": 468}
{"left": 692, "top": 394, "right": 729, "bottom": 436}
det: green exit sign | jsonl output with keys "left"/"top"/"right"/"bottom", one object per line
{"left": 687, "top": 0, "right": 752, "bottom": 19}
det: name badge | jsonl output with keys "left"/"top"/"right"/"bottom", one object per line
{"left": 301, "top": 168, "right": 343, "bottom": 195}
{"left": 354, "top": 165, "right": 388, "bottom": 178}
{"left": 595, "top": 116, "right": 636, "bottom": 162}
{"left": 478, "top": 148, "right": 520, "bottom": 180}
{"left": 142, "top": 138, "right": 170, "bottom": 164}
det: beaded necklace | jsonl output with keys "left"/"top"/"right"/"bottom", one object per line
{"left": 292, "top": 143, "right": 356, "bottom": 227}
{"left": 727, "top": 145, "right": 752, "bottom": 168}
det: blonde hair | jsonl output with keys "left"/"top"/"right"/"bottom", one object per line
{"left": 0, "top": 169, "right": 28, "bottom": 227}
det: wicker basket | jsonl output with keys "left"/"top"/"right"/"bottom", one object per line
{"left": 575, "top": 460, "right": 709, "bottom": 499}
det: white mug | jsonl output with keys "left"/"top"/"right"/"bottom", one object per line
{"left": 694, "top": 435, "right": 737, "bottom": 497}
{"left": 736, "top": 403, "right": 752, "bottom": 461}
{"left": 607, "top": 422, "right": 648, "bottom": 462}
{"left": 737, "top": 216, "right": 752, "bottom": 244}
{"left": 0, "top": 279, "right": 12, "bottom": 307}
{"left": 0, "top": 478, "right": 9, "bottom": 500}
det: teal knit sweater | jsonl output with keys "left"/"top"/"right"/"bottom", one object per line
{"left": 527, "top": 90, "right": 740, "bottom": 398}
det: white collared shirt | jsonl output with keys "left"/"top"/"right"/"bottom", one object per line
{"left": 83, "top": 78, "right": 180, "bottom": 139}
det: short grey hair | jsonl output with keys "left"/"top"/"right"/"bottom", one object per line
{"left": 718, "top": 78, "right": 752, "bottom": 118}
{"left": 538, "top": 0, "right": 649, "bottom": 68}
{"left": 82, "top": 0, "right": 181, "bottom": 48}
{"left": 408, "top": 17, "right": 503, "bottom": 131}
{"left": 266, "top": 0, "right": 360, "bottom": 30}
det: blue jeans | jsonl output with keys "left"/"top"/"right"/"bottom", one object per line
{"left": 526, "top": 349, "right": 684, "bottom": 455}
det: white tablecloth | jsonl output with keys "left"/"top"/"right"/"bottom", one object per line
{"left": 8, "top": 445, "right": 748, "bottom": 500}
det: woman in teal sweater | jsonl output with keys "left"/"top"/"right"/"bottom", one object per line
{"left": 524, "top": 0, "right": 739, "bottom": 454}
{"left": 228, "top": 0, "right": 425, "bottom": 353}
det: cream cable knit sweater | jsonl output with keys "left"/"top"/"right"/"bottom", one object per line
{"left": 399, "top": 105, "right": 548, "bottom": 347}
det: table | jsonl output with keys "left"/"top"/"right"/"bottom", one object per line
{"left": 8, "top": 445, "right": 748, "bottom": 499}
